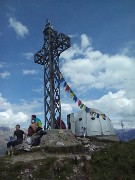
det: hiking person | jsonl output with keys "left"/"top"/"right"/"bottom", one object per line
{"left": 27, "top": 115, "right": 42, "bottom": 136}
{"left": 7, "top": 124, "right": 26, "bottom": 156}
{"left": 35, "top": 118, "right": 42, "bottom": 130}
{"left": 55, "top": 118, "right": 66, "bottom": 129}
{"left": 27, "top": 115, "right": 45, "bottom": 148}
{"left": 27, "top": 115, "right": 38, "bottom": 136}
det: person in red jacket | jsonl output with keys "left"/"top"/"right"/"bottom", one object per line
{"left": 55, "top": 118, "right": 66, "bottom": 129}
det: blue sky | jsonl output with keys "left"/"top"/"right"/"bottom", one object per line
{"left": 0, "top": 0, "right": 135, "bottom": 129}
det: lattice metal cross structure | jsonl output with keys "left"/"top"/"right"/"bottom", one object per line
{"left": 34, "top": 21, "right": 70, "bottom": 129}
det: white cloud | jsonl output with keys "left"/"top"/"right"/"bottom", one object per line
{"left": 60, "top": 90, "right": 135, "bottom": 129}
{"left": 16, "top": 98, "right": 43, "bottom": 113}
{"left": 59, "top": 34, "right": 135, "bottom": 129}
{"left": 120, "top": 41, "right": 135, "bottom": 57}
{"left": 0, "top": 109, "right": 28, "bottom": 127}
{"left": 23, "top": 52, "right": 34, "bottom": 60}
{"left": 60, "top": 34, "right": 135, "bottom": 98}
{"left": 22, "top": 69, "right": 40, "bottom": 75}
{"left": 83, "top": 90, "right": 135, "bottom": 129}
{"left": 68, "top": 34, "right": 78, "bottom": 38}
{"left": 61, "top": 103, "right": 73, "bottom": 115}
{"left": 0, "top": 93, "right": 11, "bottom": 110}
{"left": 13, "top": 98, "right": 44, "bottom": 124}
{"left": 0, "top": 71, "right": 11, "bottom": 78}
{"left": 60, "top": 43, "right": 81, "bottom": 60}
{"left": 0, "top": 94, "right": 43, "bottom": 128}
{"left": 0, "top": 94, "right": 29, "bottom": 127}
{"left": 8, "top": 17, "right": 29, "bottom": 38}
{"left": 81, "top": 34, "right": 92, "bottom": 48}
{"left": 0, "top": 33, "right": 134, "bottom": 130}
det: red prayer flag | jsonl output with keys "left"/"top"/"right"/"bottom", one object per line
{"left": 65, "top": 84, "right": 70, "bottom": 92}
{"left": 78, "top": 100, "right": 81, "bottom": 106}
{"left": 90, "top": 109, "right": 93, "bottom": 115}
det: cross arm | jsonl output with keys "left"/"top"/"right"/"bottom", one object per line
{"left": 34, "top": 48, "right": 44, "bottom": 65}
{"left": 57, "top": 33, "right": 70, "bottom": 55}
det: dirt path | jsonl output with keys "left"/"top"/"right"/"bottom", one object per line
{"left": 11, "top": 151, "right": 88, "bottom": 164}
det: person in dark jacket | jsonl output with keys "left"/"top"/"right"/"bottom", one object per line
{"left": 7, "top": 124, "right": 26, "bottom": 156}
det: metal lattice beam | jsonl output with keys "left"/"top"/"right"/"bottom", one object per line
{"left": 34, "top": 22, "right": 70, "bottom": 129}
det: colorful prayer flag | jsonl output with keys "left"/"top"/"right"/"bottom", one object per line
{"left": 83, "top": 105, "right": 86, "bottom": 111}
{"left": 69, "top": 89, "right": 74, "bottom": 98}
{"left": 101, "top": 114, "right": 106, "bottom": 120}
{"left": 80, "top": 103, "right": 84, "bottom": 109}
{"left": 90, "top": 109, "right": 93, "bottom": 115}
{"left": 60, "top": 78, "right": 65, "bottom": 83}
{"left": 65, "top": 84, "right": 70, "bottom": 92}
{"left": 86, "top": 107, "right": 89, "bottom": 113}
{"left": 73, "top": 95, "right": 77, "bottom": 102}
{"left": 60, "top": 72, "right": 105, "bottom": 119}
{"left": 78, "top": 100, "right": 81, "bottom": 106}
{"left": 92, "top": 112, "right": 96, "bottom": 117}
{"left": 63, "top": 82, "right": 67, "bottom": 87}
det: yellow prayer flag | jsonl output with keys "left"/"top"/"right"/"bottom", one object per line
{"left": 83, "top": 105, "right": 86, "bottom": 111}
{"left": 101, "top": 114, "right": 106, "bottom": 119}
{"left": 70, "top": 92, "right": 74, "bottom": 98}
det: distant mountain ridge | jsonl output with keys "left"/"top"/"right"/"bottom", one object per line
{"left": 0, "top": 126, "right": 135, "bottom": 155}
{"left": 0, "top": 127, "right": 13, "bottom": 155}
{"left": 115, "top": 128, "right": 135, "bottom": 141}
{"left": 0, "top": 127, "right": 10, "bottom": 131}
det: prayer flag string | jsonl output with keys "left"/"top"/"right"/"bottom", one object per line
{"left": 59, "top": 71, "right": 106, "bottom": 120}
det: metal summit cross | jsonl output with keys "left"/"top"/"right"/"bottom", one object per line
{"left": 34, "top": 21, "right": 70, "bottom": 129}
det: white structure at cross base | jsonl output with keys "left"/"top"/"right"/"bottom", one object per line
{"left": 67, "top": 109, "right": 119, "bottom": 141}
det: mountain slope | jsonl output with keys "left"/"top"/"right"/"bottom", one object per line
{"left": 0, "top": 139, "right": 135, "bottom": 179}
{"left": 115, "top": 128, "right": 135, "bottom": 141}
{"left": 0, "top": 127, "right": 13, "bottom": 155}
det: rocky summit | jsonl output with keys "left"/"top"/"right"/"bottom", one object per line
{"left": 40, "top": 129, "right": 80, "bottom": 147}
{"left": 0, "top": 130, "right": 135, "bottom": 180}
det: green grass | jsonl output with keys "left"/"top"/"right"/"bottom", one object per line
{"left": 85, "top": 140, "right": 135, "bottom": 180}
{"left": 35, "top": 157, "right": 75, "bottom": 180}
{"left": 43, "top": 144, "right": 84, "bottom": 153}
{"left": 35, "top": 157, "right": 57, "bottom": 179}
{"left": 0, "top": 157, "right": 27, "bottom": 180}
{"left": 0, "top": 140, "right": 135, "bottom": 179}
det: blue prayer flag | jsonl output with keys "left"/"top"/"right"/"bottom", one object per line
{"left": 86, "top": 107, "right": 89, "bottom": 113}
{"left": 60, "top": 78, "right": 65, "bottom": 83}
{"left": 73, "top": 95, "right": 77, "bottom": 102}
{"left": 63, "top": 82, "right": 67, "bottom": 87}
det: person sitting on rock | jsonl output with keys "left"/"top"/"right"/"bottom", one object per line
{"left": 27, "top": 115, "right": 38, "bottom": 136}
{"left": 34, "top": 117, "right": 42, "bottom": 132}
{"left": 27, "top": 115, "right": 42, "bottom": 136}
{"left": 27, "top": 115, "right": 45, "bottom": 148}
{"left": 7, "top": 124, "right": 26, "bottom": 156}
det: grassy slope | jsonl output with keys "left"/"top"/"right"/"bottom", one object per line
{"left": 89, "top": 140, "right": 135, "bottom": 180}
{"left": 0, "top": 140, "right": 135, "bottom": 180}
